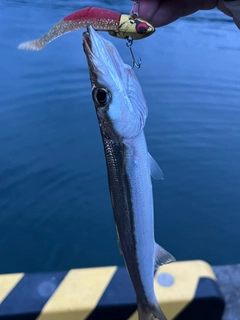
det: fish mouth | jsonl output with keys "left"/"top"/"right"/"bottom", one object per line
{"left": 82, "top": 25, "right": 92, "bottom": 54}
{"left": 82, "top": 25, "right": 103, "bottom": 82}
{"left": 82, "top": 25, "right": 128, "bottom": 92}
{"left": 82, "top": 25, "right": 122, "bottom": 86}
{"left": 82, "top": 26, "right": 94, "bottom": 70}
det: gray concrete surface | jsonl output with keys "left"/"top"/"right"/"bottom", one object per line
{"left": 213, "top": 264, "right": 240, "bottom": 320}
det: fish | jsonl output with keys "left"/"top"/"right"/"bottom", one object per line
{"left": 18, "top": 7, "right": 155, "bottom": 51}
{"left": 83, "top": 25, "right": 176, "bottom": 320}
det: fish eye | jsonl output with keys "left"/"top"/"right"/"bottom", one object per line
{"left": 92, "top": 87, "right": 110, "bottom": 107}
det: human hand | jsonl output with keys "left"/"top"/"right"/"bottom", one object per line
{"left": 131, "top": 0, "right": 240, "bottom": 29}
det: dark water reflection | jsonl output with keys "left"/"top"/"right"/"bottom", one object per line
{"left": 1, "top": 0, "right": 240, "bottom": 273}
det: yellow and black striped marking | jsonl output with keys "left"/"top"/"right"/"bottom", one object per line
{"left": 0, "top": 261, "right": 224, "bottom": 320}
{"left": 0, "top": 271, "right": 67, "bottom": 319}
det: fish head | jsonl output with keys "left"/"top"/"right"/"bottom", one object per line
{"left": 83, "top": 25, "right": 148, "bottom": 140}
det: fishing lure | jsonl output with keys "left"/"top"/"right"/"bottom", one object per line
{"left": 18, "top": 7, "right": 155, "bottom": 51}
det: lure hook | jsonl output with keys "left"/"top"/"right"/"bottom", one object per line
{"left": 126, "top": 37, "right": 142, "bottom": 69}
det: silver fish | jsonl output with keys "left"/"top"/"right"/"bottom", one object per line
{"left": 83, "top": 26, "right": 175, "bottom": 320}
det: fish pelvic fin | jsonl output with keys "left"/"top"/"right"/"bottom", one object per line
{"left": 138, "top": 302, "right": 167, "bottom": 320}
{"left": 148, "top": 153, "right": 164, "bottom": 180}
{"left": 154, "top": 243, "right": 176, "bottom": 272}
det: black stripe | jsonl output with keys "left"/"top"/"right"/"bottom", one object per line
{"left": 175, "top": 277, "right": 225, "bottom": 320}
{"left": 102, "top": 137, "right": 148, "bottom": 304}
{"left": 86, "top": 267, "right": 137, "bottom": 320}
{"left": 0, "top": 271, "right": 67, "bottom": 320}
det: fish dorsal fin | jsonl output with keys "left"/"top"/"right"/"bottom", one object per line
{"left": 148, "top": 153, "right": 164, "bottom": 180}
{"left": 154, "top": 243, "right": 176, "bottom": 272}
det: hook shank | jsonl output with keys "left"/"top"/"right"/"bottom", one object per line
{"left": 126, "top": 37, "right": 142, "bottom": 69}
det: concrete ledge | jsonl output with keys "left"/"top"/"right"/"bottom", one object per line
{"left": 213, "top": 264, "right": 240, "bottom": 320}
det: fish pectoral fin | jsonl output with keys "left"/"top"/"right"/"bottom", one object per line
{"left": 154, "top": 243, "right": 176, "bottom": 271}
{"left": 148, "top": 153, "right": 164, "bottom": 180}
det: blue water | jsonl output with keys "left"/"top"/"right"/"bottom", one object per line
{"left": 1, "top": 0, "right": 240, "bottom": 274}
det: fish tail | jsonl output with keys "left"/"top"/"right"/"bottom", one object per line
{"left": 137, "top": 302, "right": 167, "bottom": 320}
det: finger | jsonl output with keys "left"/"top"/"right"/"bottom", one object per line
{"left": 222, "top": 0, "right": 240, "bottom": 28}
{"left": 217, "top": 0, "right": 233, "bottom": 15}
{"left": 135, "top": 0, "right": 217, "bottom": 27}
{"left": 131, "top": 0, "right": 162, "bottom": 23}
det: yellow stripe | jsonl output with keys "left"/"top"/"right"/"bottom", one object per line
{"left": 37, "top": 266, "right": 117, "bottom": 320}
{"left": 154, "top": 260, "right": 216, "bottom": 320}
{"left": 127, "top": 310, "right": 138, "bottom": 320}
{"left": 128, "top": 260, "right": 216, "bottom": 320}
{"left": 0, "top": 273, "right": 24, "bottom": 303}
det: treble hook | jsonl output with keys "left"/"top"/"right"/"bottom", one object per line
{"left": 126, "top": 37, "right": 142, "bottom": 69}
